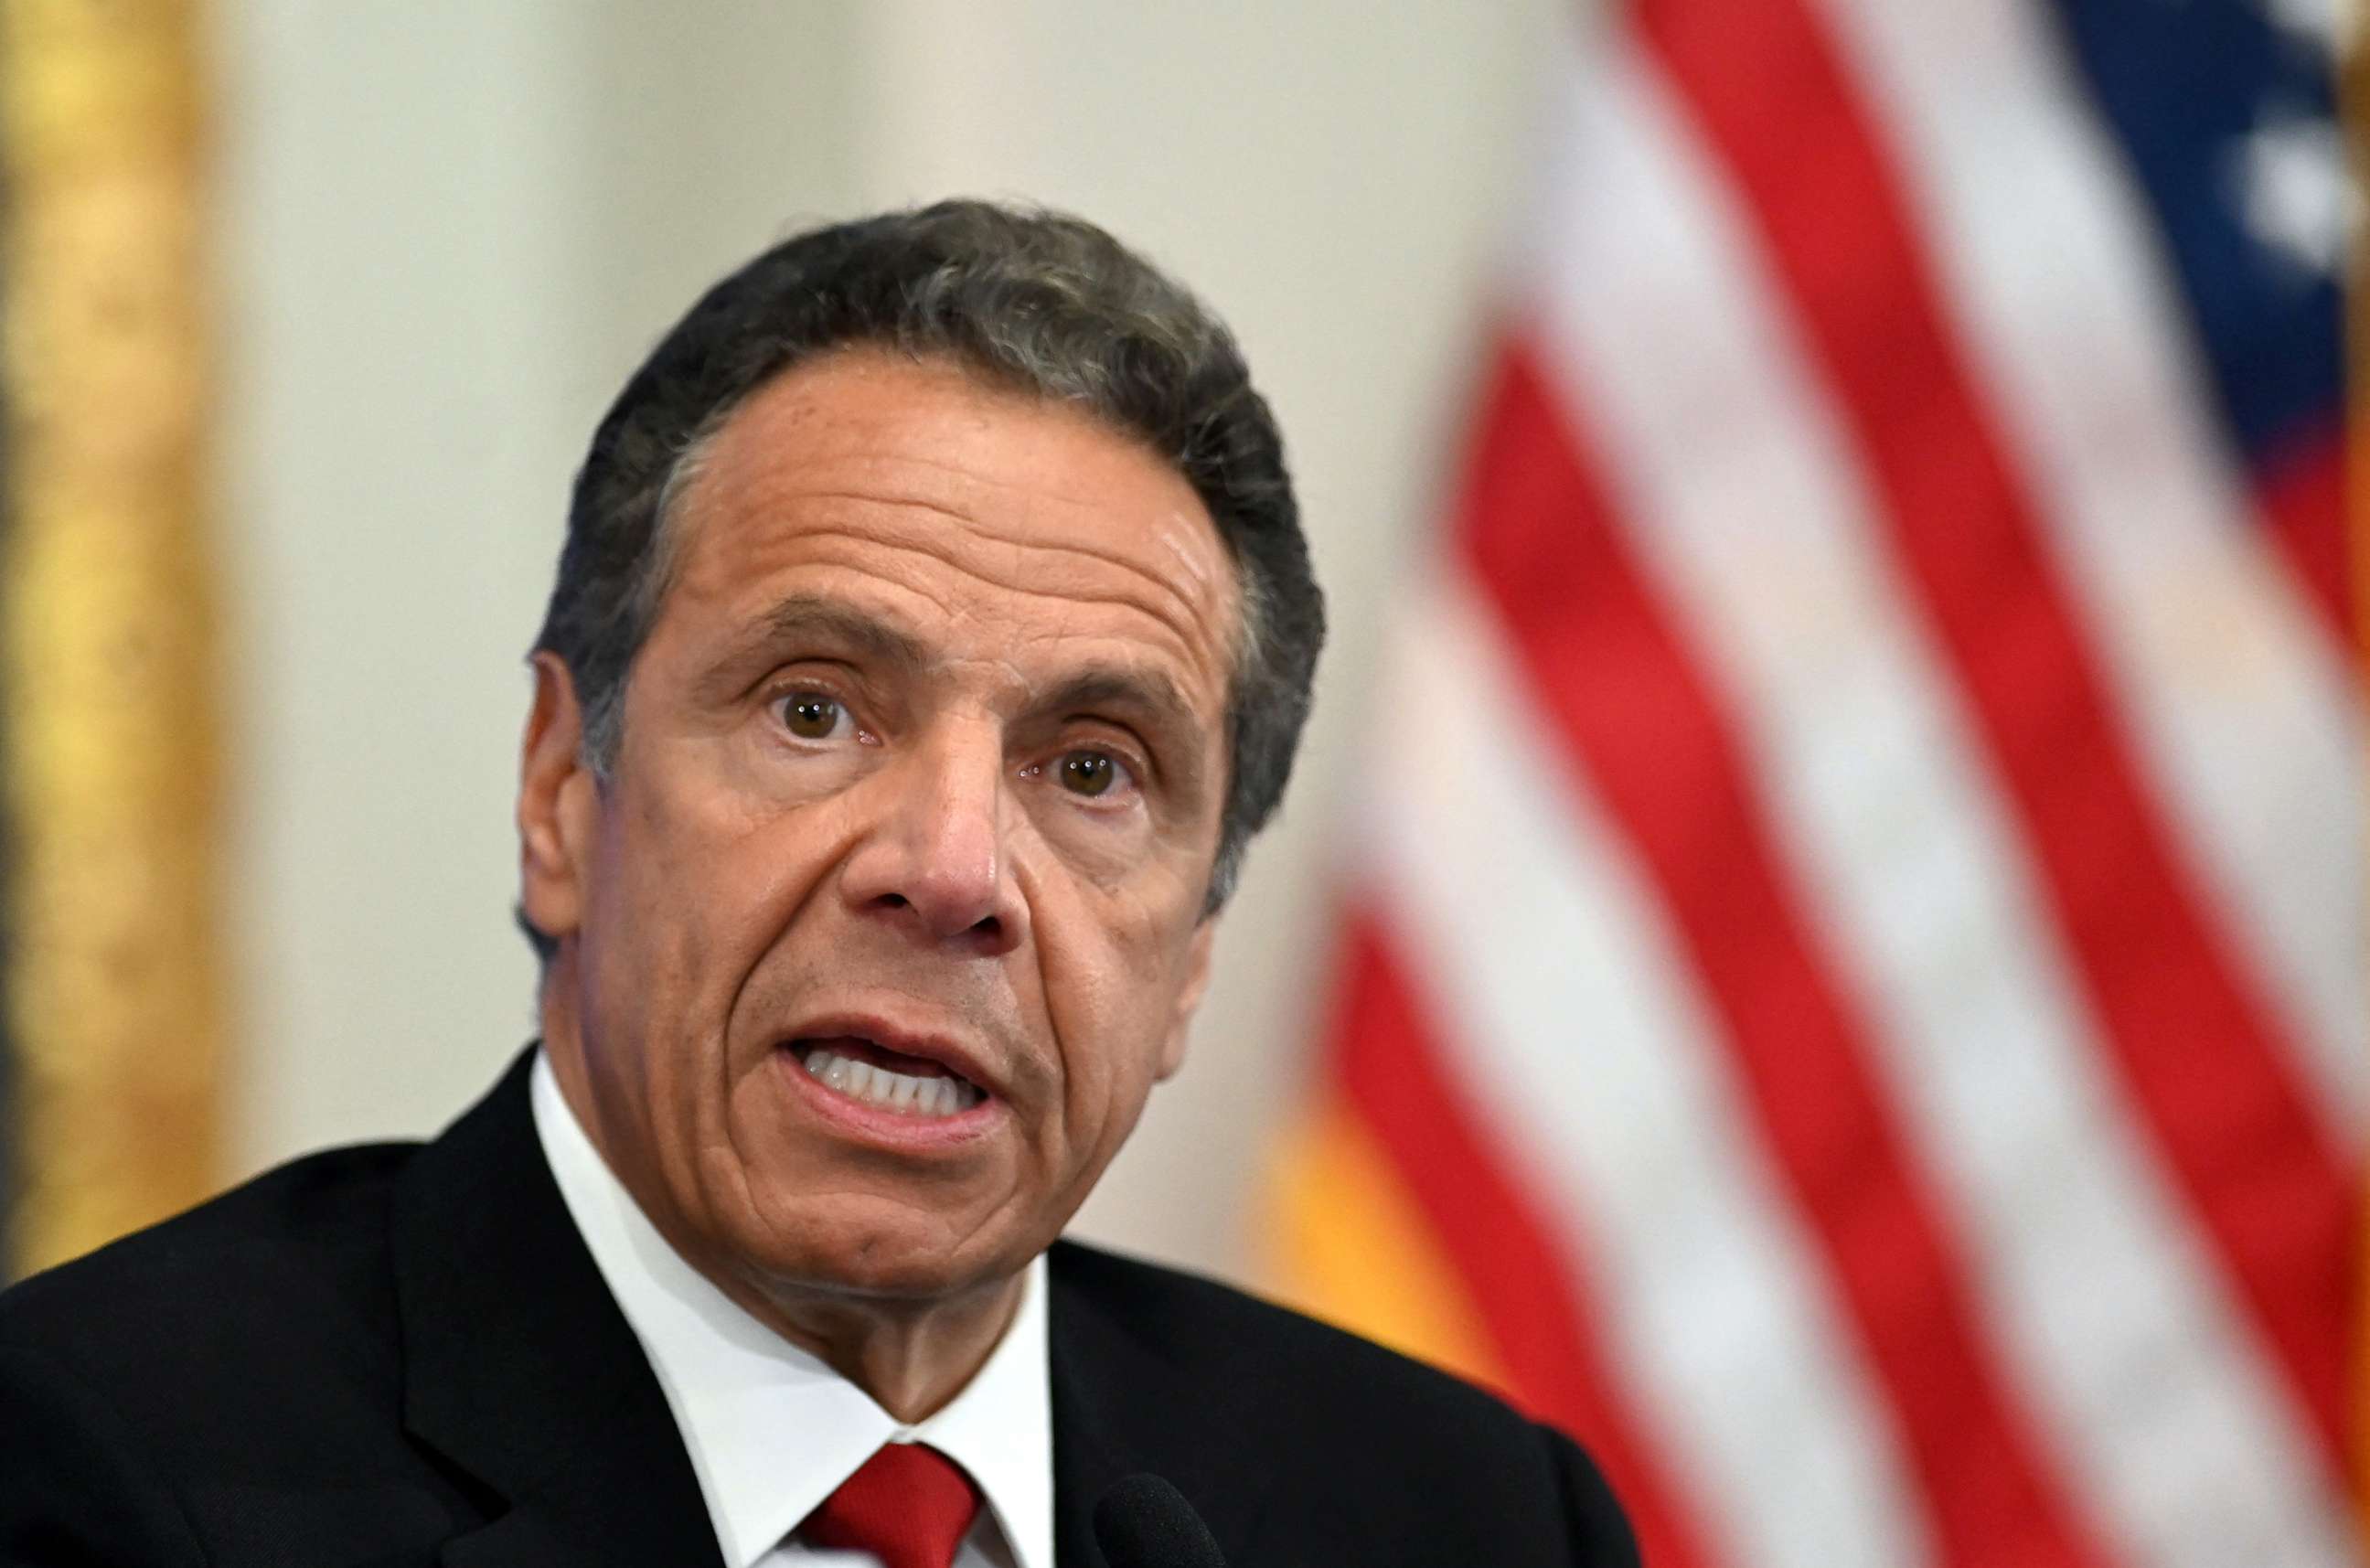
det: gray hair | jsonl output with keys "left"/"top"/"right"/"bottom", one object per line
{"left": 523, "top": 200, "right": 1324, "bottom": 958}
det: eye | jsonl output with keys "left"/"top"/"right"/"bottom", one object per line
{"left": 775, "top": 690, "right": 852, "bottom": 741}
{"left": 1053, "top": 749, "right": 1130, "bottom": 799}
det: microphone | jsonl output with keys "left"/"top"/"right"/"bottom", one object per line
{"left": 1093, "top": 1473, "right": 1228, "bottom": 1568}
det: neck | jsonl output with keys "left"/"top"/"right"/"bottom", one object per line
{"left": 725, "top": 1267, "right": 1026, "bottom": 1424}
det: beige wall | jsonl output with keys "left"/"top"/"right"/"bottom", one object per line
{"left": 216, "top": 0, "right": 1567, "bottom": 1286}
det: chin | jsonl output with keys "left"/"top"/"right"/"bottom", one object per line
{"left": 733, "top": 1209, "right": 1016, "bottom": 1306}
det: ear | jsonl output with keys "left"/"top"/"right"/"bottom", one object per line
{"left": 1155, "top": 919, "right": 1219, "bottom": 1082}
{"left": 518, "top": 651, "right": 600, "bottom": 949}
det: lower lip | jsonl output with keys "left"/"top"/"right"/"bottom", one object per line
{"left": 770, "top": 1045, "right": 1003, "bottom": 1151}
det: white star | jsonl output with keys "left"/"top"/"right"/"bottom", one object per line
{"left": 2255, "top": 0, "right": 2335, "bottom": 52}
{"left": 2229, "top": 110, "right": 2352, "bottom": 276}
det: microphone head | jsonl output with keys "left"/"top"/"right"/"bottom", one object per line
{"left": 1093, "top": 1473, "right": 1227, "bottom": 1568}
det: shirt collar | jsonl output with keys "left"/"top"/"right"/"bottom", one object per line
{"left": 529, "top": 1049, "right": 1055, "bottom": 1568}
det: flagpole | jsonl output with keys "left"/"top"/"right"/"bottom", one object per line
{"left": 0, "top": 0, "right": 226, "bottom": 1276}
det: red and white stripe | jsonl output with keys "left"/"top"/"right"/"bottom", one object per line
{"left": 1316, "top": 1, "right": 2365, "bottom": 1563}
{"left": 1819, "top": 0, "right": 2365, "bottom": 1147}
{"left": 1362, "top": 581, "right": 1934, "bottom": 1568}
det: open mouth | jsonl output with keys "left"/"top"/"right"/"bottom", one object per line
{"left": 793, "top": 1035, "right": 987, "bottom": 1119}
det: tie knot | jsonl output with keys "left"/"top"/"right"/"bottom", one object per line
{"left": 804, "top": 1442, "right": 983, "bottom": 1568}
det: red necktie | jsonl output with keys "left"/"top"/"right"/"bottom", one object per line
{"left": 803, "top": 1442, "right": 983, "bottom": 1568}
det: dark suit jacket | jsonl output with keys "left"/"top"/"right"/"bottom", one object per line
{"left": 0, "top": 1052, "right": 1636, "bottom": 1566}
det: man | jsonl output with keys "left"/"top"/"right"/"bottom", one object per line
{"left": 0, "top": 202, "right": 1636, "bottom": 1567}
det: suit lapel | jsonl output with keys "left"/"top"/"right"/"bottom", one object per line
{"left": 390, "top": 1050, "right": 719, "bottom": 1567}
{"left": 1046, "top": 1244, "right": 1276, "bottom": 1568}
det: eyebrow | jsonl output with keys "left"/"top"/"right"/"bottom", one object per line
{"left": 708, "top": 594, "right": 933, "bottom": 686}
{"left": 1039, "top": 667, "right": 1212, "bottom": 798}
{"left": 707, "top": 592, "right": 1217, "bottom": 796}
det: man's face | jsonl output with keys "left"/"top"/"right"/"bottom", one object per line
{"left": 520, "top": 349, "right": 1236, "bottom": 1308}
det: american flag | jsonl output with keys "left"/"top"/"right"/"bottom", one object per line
{"left": 1267, "top": 1, "right": 2362, "bottom": 1564}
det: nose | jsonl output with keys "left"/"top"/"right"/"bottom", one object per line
{"left": 838, "top": 724, "right": 1027, "bottom": 956}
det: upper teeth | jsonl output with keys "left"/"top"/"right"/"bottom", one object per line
{"left": 801, "top": 1047, "right": 982, "bottom": 1117}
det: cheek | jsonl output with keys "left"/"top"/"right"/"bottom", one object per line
{"left": 1039, "top": 880, "right": 1200, "bottom": 1128}
{"left": 592, "top": 767, "right": 853, "bottom": 1029}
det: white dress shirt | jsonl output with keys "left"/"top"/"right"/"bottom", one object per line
{"left": 530, "top": 1051, "right": 1055, "bottom": 1568}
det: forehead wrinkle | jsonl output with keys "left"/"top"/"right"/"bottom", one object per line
{"left": 710, "top": 356, "right": 1179, "bottom": 508}
{"left": 721, "top": 523, "right": 1235, "bottom": 687}
{"left": 752, "top": 485, "right": 1232, "bottom": 644}
{"left": 761, "top": 445, "right": 1158, "bottom": 516}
